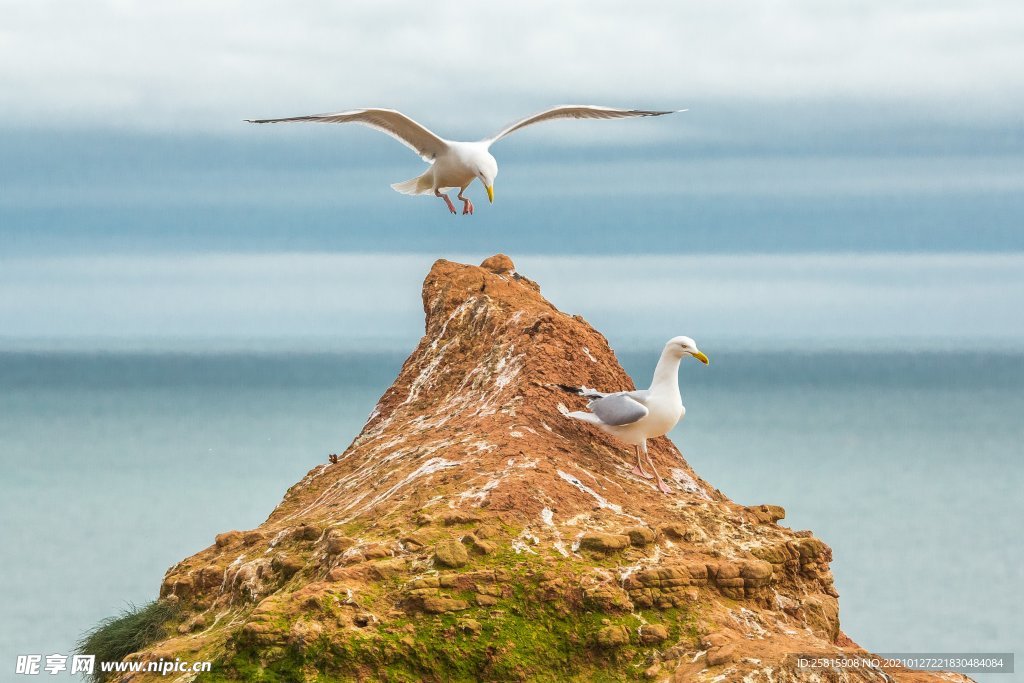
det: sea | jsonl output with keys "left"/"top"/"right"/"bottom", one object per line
{"left": 1, "top": 346, "right": 1021, "bottom": 680}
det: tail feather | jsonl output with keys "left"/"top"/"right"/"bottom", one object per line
{"left": 567, "top": 410, "right": 603, "bottom": 425}
{"left": 391, "top": 172, "right": 433, "bottom": 196}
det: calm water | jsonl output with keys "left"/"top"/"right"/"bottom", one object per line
{"left": 1, "top": 349, "right": 1021, "bottom": 678}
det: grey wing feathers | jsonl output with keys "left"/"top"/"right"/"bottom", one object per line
{"left": 487, "top": 105, "right": 680, "bottom": 145}
{"left": 245, "top": 108, "right": 448, "bottom": 162}
{"left": 589, "top": 393, "right": 649, "bottom": 426}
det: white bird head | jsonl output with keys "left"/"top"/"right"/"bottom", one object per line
{"left": 665, "top": 336, "right": 709, "bottom": 364}
{"left": 474, "top": 151, "right": 498, "bottom": 203}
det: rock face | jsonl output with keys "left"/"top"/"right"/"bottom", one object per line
{"left": 120, "top": 256, "right": 970, "bottom": 681}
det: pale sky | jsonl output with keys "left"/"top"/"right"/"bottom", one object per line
{"left": 2, "top": 1, "right": 1022, "bottom": 133}
{"left": 2, "top": 1, "right": 1023, "bottom": 344}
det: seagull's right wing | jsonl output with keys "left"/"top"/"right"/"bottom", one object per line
{"left": 589, "top": 393, "right": 650, "bottom": 426}
{"left": 246, "top": 108, "right": 448, "bottom": 162}
{"left": 486, "top": 105, "right": 680, "bottom": 146}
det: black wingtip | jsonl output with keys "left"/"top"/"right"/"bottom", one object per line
{"left": 555, "top": 383, "right": 583, "bottom": 395}
{"left": 634, "top": 109, "right": 681, "bottom": 117}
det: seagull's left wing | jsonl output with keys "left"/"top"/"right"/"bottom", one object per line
{"left": 485, "top": 105, "right": 681, "bottom": 146}
{"left": 246, "top": 108, "right": 448, "bottom": 162}
{"left": 589, "top": 393, "right": 650, "bottom": 426}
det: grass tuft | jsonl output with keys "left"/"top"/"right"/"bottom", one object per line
{"left": 76, "top": 600, "right": 180, "bottom": 681}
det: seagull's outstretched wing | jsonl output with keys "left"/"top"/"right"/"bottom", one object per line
{"left": 246, "top": 108, "right": 448, "bottom": 162}
{"left": 589, "top": 392, "right": 650, "bottom": 426}
{"left": 486, "top": 105, "right": 680, "bottom": 145}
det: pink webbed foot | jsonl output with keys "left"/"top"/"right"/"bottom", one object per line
{"left": 657, "top": 479, "right": 674, "bottom": 495}
{"left": 436, "top": 191, "right": 456, "bottom": 215}
{"left": 631, "top": 465, "right": 654, "bottom": 479}
{"left": 462, "top": 198, "right": 474, "bottom": 215}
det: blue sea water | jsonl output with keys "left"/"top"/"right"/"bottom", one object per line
{"left": 1, "top": 348, "right": 1021, "bottom": 679}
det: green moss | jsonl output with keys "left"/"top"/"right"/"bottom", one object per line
{"left": 636, "top": 606, "right": 700, "bottom": 644}
{"left": 76, "top": 600, "right": 182, "bottom": 682}
{"left": 205, "top": 550, "right": 699, "bottom": 682}
{"left": 198, "top": 544, "right": 701, "bottom": 681}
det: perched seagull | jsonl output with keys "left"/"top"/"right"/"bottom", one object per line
{"left": 245, "top": 105, "right": 682, "bottom": 215}
{"left": 559, "top": 336, "right": 709, "bottom": 494}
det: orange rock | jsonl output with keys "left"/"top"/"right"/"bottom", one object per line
{"left": 131, "top": 256, "right": 957, "bottom": 682}
{"left": 479, "top": 254, "right": 516, "bottom": 274}
{"left": 579, "top": 532, "right": 630, "bottom": 553}
{"left": 706, "top": 643, "right": 736, "bottom": 666}
{"left": 215, "top": 531, "right": 243, "bottom": 548}
{"left": 743, "top": 504, "right": 786, "bottom": 524}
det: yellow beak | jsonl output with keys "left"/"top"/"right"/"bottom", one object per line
{"left": 692, "top": 351, "right": 709, "bottom": 365}
{"left": 486, "top": 185, "right": 494, "bottom": 203}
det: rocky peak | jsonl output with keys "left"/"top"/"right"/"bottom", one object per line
{"left": 132, "top": 256, "right": 970, "bottom": 681}
{"left": 271, "top": 253, "right": 717, "bottom": 533}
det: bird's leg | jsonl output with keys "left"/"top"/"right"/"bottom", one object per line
{"left": 457, "top": 187, "right": 474, "bottom": 215}
{"left": 434, "top": 189, "right": 456, "bottom": 215}
{"left": 643, "top": 442, "right": 673, "bottom": 495}
{"left": 631, "top": 444, "right": 653, "bottom": 479}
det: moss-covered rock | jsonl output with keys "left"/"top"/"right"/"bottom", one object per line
{"left": 434, "top": 539, "right": 470, "bottom": 568}
{"left": 624, "top": 526, "right": 657, "bottom": 546}
{"left": 422, "top": 596, "right": 470, "bottom": 613}
{"left": 639, "top": 623, "right": 668, "bottom": 644}
{"left": 463, "top": 533, "right": 497, "bottom": 555}
{"left": 595, "top": 625, "right": 631, "bottom": 648}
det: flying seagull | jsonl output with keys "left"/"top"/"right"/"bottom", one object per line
{"left": 559, "top": 336, "right": 708, "bottom": 494}
{"left": 245, "top": 105, "right": 682, "bottom": 215}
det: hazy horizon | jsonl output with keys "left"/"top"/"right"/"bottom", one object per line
{"left": 2, "top": 252, "right": 1022, "bottom": 351}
